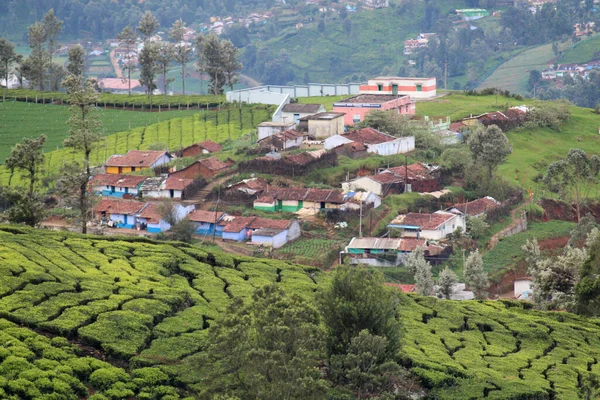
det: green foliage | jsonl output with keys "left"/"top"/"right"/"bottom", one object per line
{"left": 466, "top": 215, "right": 489, "bottom": 240}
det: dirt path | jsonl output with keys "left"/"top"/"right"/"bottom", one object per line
{"left": 487, "top": 204, "right": 528, "bottom": 250}
{"left": 109, "top": 49, "right": 123, "bottom": 79}
{"left": 183, "top": 173, "right": 238, "bottom": 209}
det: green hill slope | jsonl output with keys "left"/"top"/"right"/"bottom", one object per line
{"left": 1, "top": 226, "right": 600, "bottom": 399}
{"left": 559, "top": 34, "right": 600, "bottom": 64}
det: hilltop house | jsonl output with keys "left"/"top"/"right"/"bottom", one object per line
{"left": 455, "top": 8, "right": 489, "bottom": 21}
{"left": 447, "top": 196, "right": 501, "bottom": 218}
{"left": 139, "top": 175, "right": 199, "bottom": 200}
{"left": 137, "top": 203, "right": 195, "bottom": 233}
{"left": 297, "top": 112, "right": 346, "bottom": 138}
{"left": 105, "top": 150, "right": 172, "bottom": 174}
{"left": 221, "top": 216, "right": 301, "bottom": 248}
{"left": 170, "top": 157, "right": 234, "bottom": 179}
{"left": 188, "top": 210, "right": 226, "bottom": 236}
{"left": 180, "top": 140, "right": 223, "bottom": 157}
{"left": 333, "top": 94, "right": 415, "bottom": 125}
{"left": 358, "top": 77, "right": 437, "bottom": 99}
{"left": 258, "top": 129, "right": 304, "bottom": 151}
{"left": 342, "top": 163, "right": 440, "bottom": 196}
{"left": 324, "top": 128, "right": 415, "bottom": 156}
{"left": 409, "top": 116, "right": 451, "bottom": 132}
{"left": 89, "top": 174, "right": 147, "bottom": 198}
{"left": 388, "top": 211, "right": 466, "bottom": 240}
{"left": 280, "top": 103, "right": 326, "bottom": 124}
{"left": 93, "top": 199, "right": 146, "bottom": 229}
{"left": 254, "top": 187, "right": 381, "bottom": 213}
{"left": 343, "top": 237, "right": 428, "bottom": 267}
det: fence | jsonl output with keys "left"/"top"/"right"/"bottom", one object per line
{"left": 488, "top": 210, "right": 528, "bottom": 250}
{"left": 227, "top": 83, "right": 362, "bottom": 102}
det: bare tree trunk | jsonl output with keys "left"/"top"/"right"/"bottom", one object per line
{"left": 80, "top": 182, "right": 87, "bottom": 234}
{"left": 181, "top": 63, "right": 185, "bottom": 95}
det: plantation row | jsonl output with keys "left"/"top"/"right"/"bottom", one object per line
{"left": 0, "top": 226, "right": 323, "bottom": 397}
{"left": 4, "top": 89, "right": 224, "bottom": 109}
{"left": 0, "top": 105, "right": 273, "bottom": 186}
{"left": 399, "top": 295, "right": 600, "bottom": 399}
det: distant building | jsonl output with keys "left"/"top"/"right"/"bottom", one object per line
{"left": 170, "top": 157, "right": 234, "bottom": 179}
{"left": 514, "top": 277, "right": 533, "bottom": 300}
{"left": 447, "top": 197, "right": 501, "bottom": 218}
{"left": 105, "top": 150, "right": 172, "bottom": 174}
{"left": 180, "top": 140, "right": 223, "bottom": 157}
{"left": 280, "top": 103, "right": 326, "bottom": 124}
{"left": 455, "top": 9, "right": 490, "bottom": 21}
{"left": 89, "top": 174, "right": 147, "bottom": 198}
{"left": 221, "top": 216, "right": 301, "bottom": 248}
{"left": 333, "top": 94, "right": 415, "bottom": 125}
{"left": 388, "top": 211, "right": 466, "bottom": 240}
{"left": 358, "top": 77, "right": 437, "bottom": 99}
{"left": 342, "top": 163, "right": 440, "bottom": 196}
{"left": 362, "top": 0, "right": 389, "bottom": 8}
{"left": 258, "top": 129, "right": 304, "bottom": 151}
{"left": 139, "top": 175, "right": 197, "bottom": 200}
{"left": 138, "top": 203, "right": 194, "bottom": 233}
{"left": 324, "top": 128, "right": 415, "bottom": 156}
{"left": 343, "top": 236, "right": 434, "bottom": 267}
{"left": 93, "top": 199, "right": 146, "bottom": 229}
{"left": 297, "top": 112, "right": 346, "bottom": 138}
{"left": 257, "top": 121, "right": 296, "bottom": 141}
{"left": 97, "top": 78, "right": 141, "bottom": 93}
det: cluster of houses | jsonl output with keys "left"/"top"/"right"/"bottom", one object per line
{"left": 403, "top": 33, "right": 438, "bottom": 55}
{"left": 541, "top": 61, "right": 600, "bottom": 81}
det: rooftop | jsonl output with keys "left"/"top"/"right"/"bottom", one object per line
{"left": 89, "top": 174, "right": 147, "bottom": 188}
{"left": 188, "top": 210, "right": 225, "bottom": 223}
{"left": 298, "top": 112, "right": 345, "bottom": 121}
{"left": 163, "top": 176, "right": 194, "bottom": 191}
{"left": 334, "top": 94, "right": 408, "bottom": 104}
{"left": 198, "top": 157, "right": 230, "bottom": 171}
{"left": 282, "top": 103, "right": 323, "bottom": 113}
{"left": 252, "top": 228, "right": 285, "bottom": 237}
{"left": 347, "top": 237, "right": 401, "bottom": 250}
{"left": 94, "top": 199, "right": 146, "bottom": 215}
{"left": 105, "top": 150, "right": 169, "bottom": 167}
{"left": 137, "top": 203, "right": 163, "bottom": 223}
{"left": 187, "top": 140, "right": 223, "bottom": 153}
{"left": 258, "top": 121, "right": 296, "bottom": 127}
{"left": 452, "top": 196, "right": 500, "bottom": 216}
{"left": 390, "top": 212, "right": 457, "bottom": 230}
{"left": 371, "top": 76, "right": 435, "bottom": 81}
{"left": 342, "top": 128, "right": 396, "bottom": 145}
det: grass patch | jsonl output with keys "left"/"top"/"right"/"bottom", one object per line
{"left": 559, "top": 34, "right": 600, "bottom": 64}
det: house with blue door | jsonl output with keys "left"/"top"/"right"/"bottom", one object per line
{"left": 93, "top": 198, "right": 147, "bottom": 228}
{"left": 188, "top": 210, "right": 226, "bottom": 236}
{"left": 89, "top": 174, "right": 147, "bottom": 198}
{"left": 137, "top": 203, "right": 195, "bottom": 233}
{"left": 220, "top": 216, "right": 301, "bottom": 248}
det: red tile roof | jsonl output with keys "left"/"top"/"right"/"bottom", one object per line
{"left": 369, "top": 172, "right": 403, "bottom": 184}
{"left": 385, "top": 163, "right": 435, "bottom": 181}
{"left": 105, "top": 150, "right": 169, "bottom": 167}
{"left": 453, "top": 197, "right": 500, "bottom": 216}
{"left": 282, "top": 103, "right": 322, "bottom": 113}
{"left": 285, "top": 152, "right": 314, "bottom": 166}
{"left": 222, "top": 216, "right": 257, "bottom": 233}
{"left": 342, "top": 128, "right": 396, "bottom": 145}
{"left": 94, "top": 199, "right": 146, "bottom": 215}
{"left": 137, "top": 203, "right": 163, "bottom": 223}
{"left": 198, "top": 157, "right": 230, "bottom": 171}
{"left": 248, "top": 217, "right": 293, "bottom": 230}
{"left": 385, "top": 283, "right": 416, "bottom": 293}
{"left": 449, "top": 122, "right": 467, "bottom": 132}
{"left": 196, "top": 140, "right": 223, "bottom": 153}
{"left": 188, "top": 210, "right": 225, "bottom": 223}
{"left": 303, "top": 188, "right": 345, "bottom": 203}
{"left": 394, "top": 212, "right": 456, "bottom": 230}
{"left": 89, "top": 174, "right": 147, "bottom": 188}
{"left": 398, "top": 238, "right": 427, "bottom": 252}
{"left": 163, "top": 176, "right": 194, "bottom": 191}
{"left": 274, "top": 129, "right": 304, "bottom": 141}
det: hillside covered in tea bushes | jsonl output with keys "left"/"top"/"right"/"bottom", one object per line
{"left": 0, "top": 226, "right": 599, "bottom": 399}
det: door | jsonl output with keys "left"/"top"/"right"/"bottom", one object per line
{"left": 124, "top": 215, "right": 128, "bottom": 226}
{"left": 392, "top": 84, "right": 398, "bottom": 95}
{"left": 416, "top": 84, "right": 422, "bottom": 92}
{"left": 110, "top": 186, "right": 116, "bottom": 193}
{"left": 124, "top": 187, "right": 129, "bottom": 194}
{"left": 170, "top": 189, "right": 174, "bottom": 198}
{"left": 277, "top": 200, "right": 283, "bottom": 211}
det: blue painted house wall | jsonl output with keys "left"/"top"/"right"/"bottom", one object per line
{"left": 223, "top": 229, "right": 248, "bottom": 242}
{"left": 109, "top": 213, "right": 135, "bottom": 229}
{"left": 251, "top": 230, "right": 288, "bottom": 248}
{"left": 194, "top": 222, "right": 224, "bottom": 237}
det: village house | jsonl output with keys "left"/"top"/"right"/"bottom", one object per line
{"left": 447, "top": 196, "right": 501, "bottom": 218}
{"left": 180, "top": 140, "right": 223, "bottom": 157}
{"left": 137, "top": 203, "right": 195, "bottom": 233}
{"left": 170, "top": 157, "right": 234, "bottom": 180}
{"left": 297, "top": 112, "right": 346, "bottom": 139}
{"left": 257, "top": 121, "right": 296, "bottom": 141}
{"left": 403, "top": 33, "right": 437, "bottom": 55}
{"left": 342, "top": 237, "right": 429, "bottom": 267}
{"left": 221, "top": 216, "right": 301, "bottom": 248}
{"left": 279, "top": 103, "right": 326, "bottom": 124}
{"left": 362, "top": 0, "right": 389, "bottom": 8}
{"left": 409, "top": 115, "right": 451, "bottom": 132}
{"left": 333, "top": 94, "right": 415, "bottom": 125}
{"left": 105, "top": 150, "right": 172, "bottom": 174}
{"left": 139, "top": 176, "right": 199, "bottom": 200}
{"left": 342, "top": 163, "right": 440, "bottom": 196}
{"left": 388, "top": 211, "right": 466, "bottom": 240}
{"left": 258, "top": 129, "right": 304, "bottom": 151}
{"left": 89, "top": 174, "right": 147, "bottom": 198}
{"left": 93, "top": 198, "right": 146, "bottom": 229}
{"left": 254, "top": 187, "right": 380, "bottom": 213}
{"left": 188, "top": 210, "right": 227, "bottom": 236}
{"left": 324, "top": 128, "right": 415, "bottom": 156}
{"left": 514, "top": 277, "right": 533, "bottom": 300}
{"left": 97, "top": 78, "right": 142, "bottom": 93}
{"left": 358, "top": 76, "right": 437, "bottom": 99}
{"left": 225, "top": 177, "right": 270, "bottom": 198}
{"left": 455, "top": 8, "right": 489, "bottom": 21}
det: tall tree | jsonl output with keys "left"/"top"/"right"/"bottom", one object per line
{"left": 0, "top": 37, "right": 22, "bottom": 102}
{"left": 58, "top": 161, "right": 97, "bottom": 234}
{"left": 467, "top": 124, "right": 512, "bottom": 179}
{"left": 317, "top": 266, "right": 401, "bottom": 358}
{"left": 543, "top": 148, "right": 600, "bottom": 222}
{"left": 536, "top": 247, "right": 586, "bottom": 310}
{"left": 41, "top": 9, "right": 63, "bottom": 61}
{"left": 27, "top": 22, "right": 49, "bottom": 91}
{"left": 46, "top": 62, "right": 66, "bottom": 91}
{"left": 464, "top": 250, "right": 488, "bottom": 300}
{"left": 155, "top": 43, "right": 175, "bottom": 100}
{"left": 170, "top": 19, "right": 193, "bottom": 95}
{"left": 66, "top": 45, "right": 85, "bottom": 78}
{"left": 200, "top": 285, "right": 329, "bottom": 399}
{"left": 414, "top": 254, "right": 435, "bottom": 296}
{"left": 117, "top": 26, "right": 137, "bottom": 96}
{"left": 221, "top": 39, "right": 242, "bottom": 91}
{"left": 201, "top": 34, "right": 227, "bottom": 95}
{"left": 438, "top": 267, "right": 458, "bottom": 300}
{"left": 194, "top": 33, "right": 206, "bottom": 94}
{"left": 139, "top": 42, "right": 159, "bottom": 102}
{"left": 138, "top": 11, "right": 159, "bottom": 42}
{"left": 62, "top": 75, "right": 103, "bottom": 233}
{"left": 5, "top": 136, "right": 46, "bottom": 198}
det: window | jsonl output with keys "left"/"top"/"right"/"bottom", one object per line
{"left": 416, "top": 84, "right": 422, "bottom": 92}
{"left": 377, "top": 84, "right": 383, "bottom": 91}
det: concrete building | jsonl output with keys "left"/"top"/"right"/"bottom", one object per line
{"left": 258, "top": 129, "right": 304, "bottom": 151}
{"left": 89, "top": 174, "right": 147, "bottom": 198}
{"left": 388, "top": 211, "right": 466, "bottom": 240}
{"left": 343, "top": 237, "right": 427, "bottom": 267}
{"left": 362, "top": 0, "right": 389, "bottom": 8}
{"left": 137, "top": 203, "right": 195, "bottom": 233}
{"left": 358, "top": 77, "right": 437, "bottom": 99}
{"left": 514, "top": 277, "right": 533, "bottom": 299}
{"left": 333, "top": 94, "right": 415, "bottom": 125}
{"left": 324, "top": 128, "right": 415, "bottom": 156}
{"left": 455, "top": 9, "right": 490, "bottom": 21}
{"left": 188, "top": 210, "right": 226, "bottom": 236}
{"left": 257, "top": 121, "right": 296, "bottom": 141}
{"left": 93, "top": 199, "right": 146, "bottom": 229}
{"left": 342, "top": 174, "right": 403, "bottom": 197}
{"left": 280, "top": 103, "right": 326, "bottom": 124}
{"left": 342, "top": 163, "right": 440, "bottom": 196}
{"left": 297, "top": 112, "right": 345, "bottom": 138}
{"left": 105, "top": 150, "right": 172, "bottom": 174}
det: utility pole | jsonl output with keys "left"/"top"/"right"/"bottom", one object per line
{"left": 359, "top": 201, "right": 363, "bottom": 238}
{"left": 212, "top": 188, "right": 220, "bottom": 242}
{"left": 404, "top": 155, "right": 408, "bottom": 193}
{"left": 444, "top": 58, "right": 448, "bottom": 90}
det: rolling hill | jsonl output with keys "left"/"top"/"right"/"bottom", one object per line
{"left": 0, "top": 226, "right": 599, "bottom": 399}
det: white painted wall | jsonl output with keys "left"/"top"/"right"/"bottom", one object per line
{"left": 368, "top": 136, "right": 415, "bottom": 156}
{"left": 324, "top": 135, "right": 353, "bottom": 150}
{"left": 514, "top": 279, "right": 533, "bottom": 298}
{"left": 342, "top": 177, "right": 384, "bottom": 196}
{"left": 150, "top": 154, "right": 172, "bottom": 168}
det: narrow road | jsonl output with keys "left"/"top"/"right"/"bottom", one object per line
{"left": 109, "top": 49, "right": 124, "bottom": 79}
{"left": 183, "top": 173, "right": 238, "bottom": 209}
{"left": 487, "top": 203, "right": 529, "bottom": 250}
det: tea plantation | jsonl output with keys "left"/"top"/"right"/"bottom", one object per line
{"left": 1, "top": 226, "right": 599, "bottom": 399}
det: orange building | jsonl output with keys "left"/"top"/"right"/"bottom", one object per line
{"left": 359, "top": 76, "right": 437, "bottom": 99}
{"left": 104, "top": 150, "right": 172, "bottom": 174}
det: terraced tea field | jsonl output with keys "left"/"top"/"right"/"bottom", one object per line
{"left": 0, "top": 226, "right": 599, "bottom": 399}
